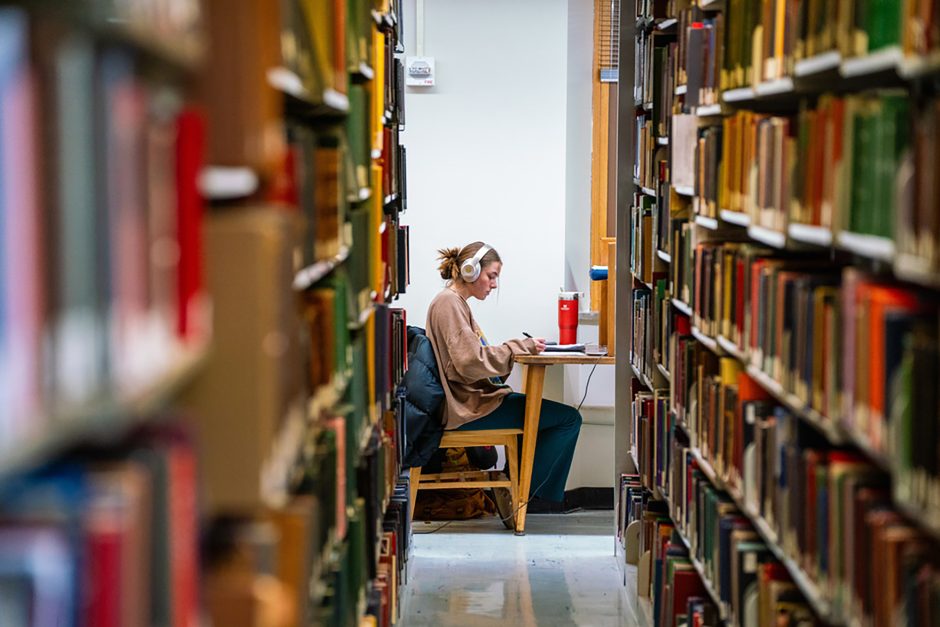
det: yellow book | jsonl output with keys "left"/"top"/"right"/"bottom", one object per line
{"left": 299, "top": 0, "right": 336, "bottom": 96}
{"left": 773, "top": 0, "right": 786, "bottom": 77}
{"left": 751, "top": 23, "right": 764, "bottom": 86}
{"left": 371, "top": 29, "right": 386, "bottom": 152}
{"left": 720, "top": 355, "right": 743, "bottom": 385}
{"left": 760, "top": 0, "right": 774, "bottom": 80}
{"left": 721, "top": 247, "right": 735, "bottom": 339}
{"left": 803, "top": 0, "right": 818, "bottom": 57}
{"left": 821, "top": 0, "right": 837, "bottom": 54}
{"left": 717, "top": 357, "right": 742, "bottom": 470}
{"left": 719, "top": 117, "right": 730, "bottom": 211}
{"left": 370, "top": 163, "right": 384, "bottom": 294}
{"left": 835, "top": 0, "right": 853, "bottom": 57}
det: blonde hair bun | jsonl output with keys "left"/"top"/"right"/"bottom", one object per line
{"left": 437, "top": 247, "right": 461, "bottom": 281}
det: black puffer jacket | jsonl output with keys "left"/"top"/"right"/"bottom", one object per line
{"left": 401, "top": 326, "right": 445, "bottom": 468}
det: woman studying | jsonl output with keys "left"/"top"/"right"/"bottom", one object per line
{"left": 425, "top": 241, "right": 583, "bottom": 525}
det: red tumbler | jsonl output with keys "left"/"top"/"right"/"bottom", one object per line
{"left": 558, "top": 291, "right": 579, "bottom": 344}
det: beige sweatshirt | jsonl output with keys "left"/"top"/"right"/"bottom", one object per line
{"left": 426, "top": 288, "right": 539, "bottom": 429}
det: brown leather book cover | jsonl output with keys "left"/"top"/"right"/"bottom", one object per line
{"left": 199, "top": 0, "right": 285, "bottom": 184}
{"left": 182, "top": 208, "right": 303, "bottom": 510}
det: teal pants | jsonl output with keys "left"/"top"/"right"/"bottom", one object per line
{"left": 458, "top": 392, "right": 582, "bottom": 502}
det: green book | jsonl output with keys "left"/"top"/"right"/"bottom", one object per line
{"left": 345, "top": 84, "right": 370, "bottom": 191}
{"left": 702, "top": 486, "right": 719, "bottom": 570}
{"left": 345, "top": 0, "right": 363, "bottom": 71}
{"left": 327, "top": 272, "right": 352, "bottom": 376}
{"left": 882, "top": 94, "right": 910, "bottom": 239}
{"left": 892, "top": 334, "right": 915, "bottom": 487}
{"left": 743, "top": 0, "right": 758, "bottom": 85}
{"left": 345, "top": 499, "right": 367, "bottom": 625}
{"left": 347, "top": 205, "right": 372, "bottom": 316}
{"left": 849, "top": 100, "right": 873, "bottom": 235}
{"left": 653, "top": 44, "right": 665, "bottom": 136}
{"left": 866, "top": 0, "right": 903, "bottom": 53}
{"left": 345, "top": 333, "right": 369, "bottom": 463}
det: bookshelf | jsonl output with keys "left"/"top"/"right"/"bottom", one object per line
{"left": 3, "top": 0, "right": 414, "bottom": 620}
{"left": 267, "top": 67, "right": 352, "bottom": 114}
{"left": 182, "top": 0, "right": 412, "bottom": 624}
{"left": 0, "top": 342, "right": 210, "bottom": 482}
{"left": 671, "top": 298, "right": 693, "bottom": 318}
{"left": 794, "top": 51, "right": 843, "bottom": 77}
{"left": 619, "top": 1, "right": 940, "bottom": 626}
{"left": 718, "top": 209, "right": 749, "bottom": 227}
{"left": 693, "top": 215, "right": 719, "bottom": 231}
{"left": 293, "top": 246, "right": 353, "bottom": 290}
{"left": 0, "top": 1, "right": 213, "bottom": 624}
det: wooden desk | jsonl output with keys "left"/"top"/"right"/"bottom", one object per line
{"left": 513, "top": 353, "right": 615, "bottom": 534}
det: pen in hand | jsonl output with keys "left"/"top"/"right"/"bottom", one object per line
{"left": 522, "top": 332, "right": 546, "bottom": 353}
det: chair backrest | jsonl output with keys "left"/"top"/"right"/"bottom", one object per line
{"left": 400, "top": 326, "right": 445, "bottom": 468}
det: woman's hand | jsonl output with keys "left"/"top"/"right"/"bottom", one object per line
{"left": 531, "top": 337, "right": 547, "bottom": 353}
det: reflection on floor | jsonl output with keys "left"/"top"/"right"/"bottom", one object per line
{"left": 399, "top": 511, "right": 641, "bottom": 626}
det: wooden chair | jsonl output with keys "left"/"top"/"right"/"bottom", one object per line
{"left": 409, "top": 428, "right": 522, "bottom": 531}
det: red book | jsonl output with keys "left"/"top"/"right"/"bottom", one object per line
{"left": 381, "top": 127, "right": 393, "bottom": 200}
{"left": 94, "top": 464, "right": 153, "bottom": 626}
{"left": 175, "top": 108, "right": 206, "bottom": 342}
{"left": 675, "top": 311, "right": 692, "bottom": 335}
{"left": 670, "top": 569, "right": 707, "bottom": 627}
{"left": 864, "top": 284, "right": 920, "bottom": 449}
{"left": 268, "top": 143, "right": 299, "bottom": 207}
{"left": 164, "top": 433, "right": 199, "bottom": 627}
{"left": 749, "top": 259, "right": 765, "bottom": 356}
{"left": 801, "top": 449, "right": 825, "bottom": 574}
{"left": 85, "top": 509, "right": 123, "bottom": 627}
{"left": 325, "top": 416, "right": 347, "bottom": 539}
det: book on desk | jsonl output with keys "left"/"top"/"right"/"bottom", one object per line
{"left": 541, "top": 342, "right": 608, "bottom": 356}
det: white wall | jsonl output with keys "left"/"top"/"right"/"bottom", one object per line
{"left": 398, "top": 0, "right": 615, "bottom": 490}
{"left": 564, "top": 0, "right": 595, "bottom": 305}
{"left": 397, "top": 0, "right": 567, "bottom": 345}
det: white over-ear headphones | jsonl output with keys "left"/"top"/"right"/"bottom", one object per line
{"left": 460, "top": 244, "right": 492, "bottom": 283}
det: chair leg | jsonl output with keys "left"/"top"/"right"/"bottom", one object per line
{"left": 409, "top": 466, "right": 421, "bottom": 522}
{"left": 504, "top": 437, "right": 520, "bottom": 528}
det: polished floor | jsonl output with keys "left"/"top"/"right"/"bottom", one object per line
{"left": 399, "top": 511, "right": 644, "bottom": 626}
